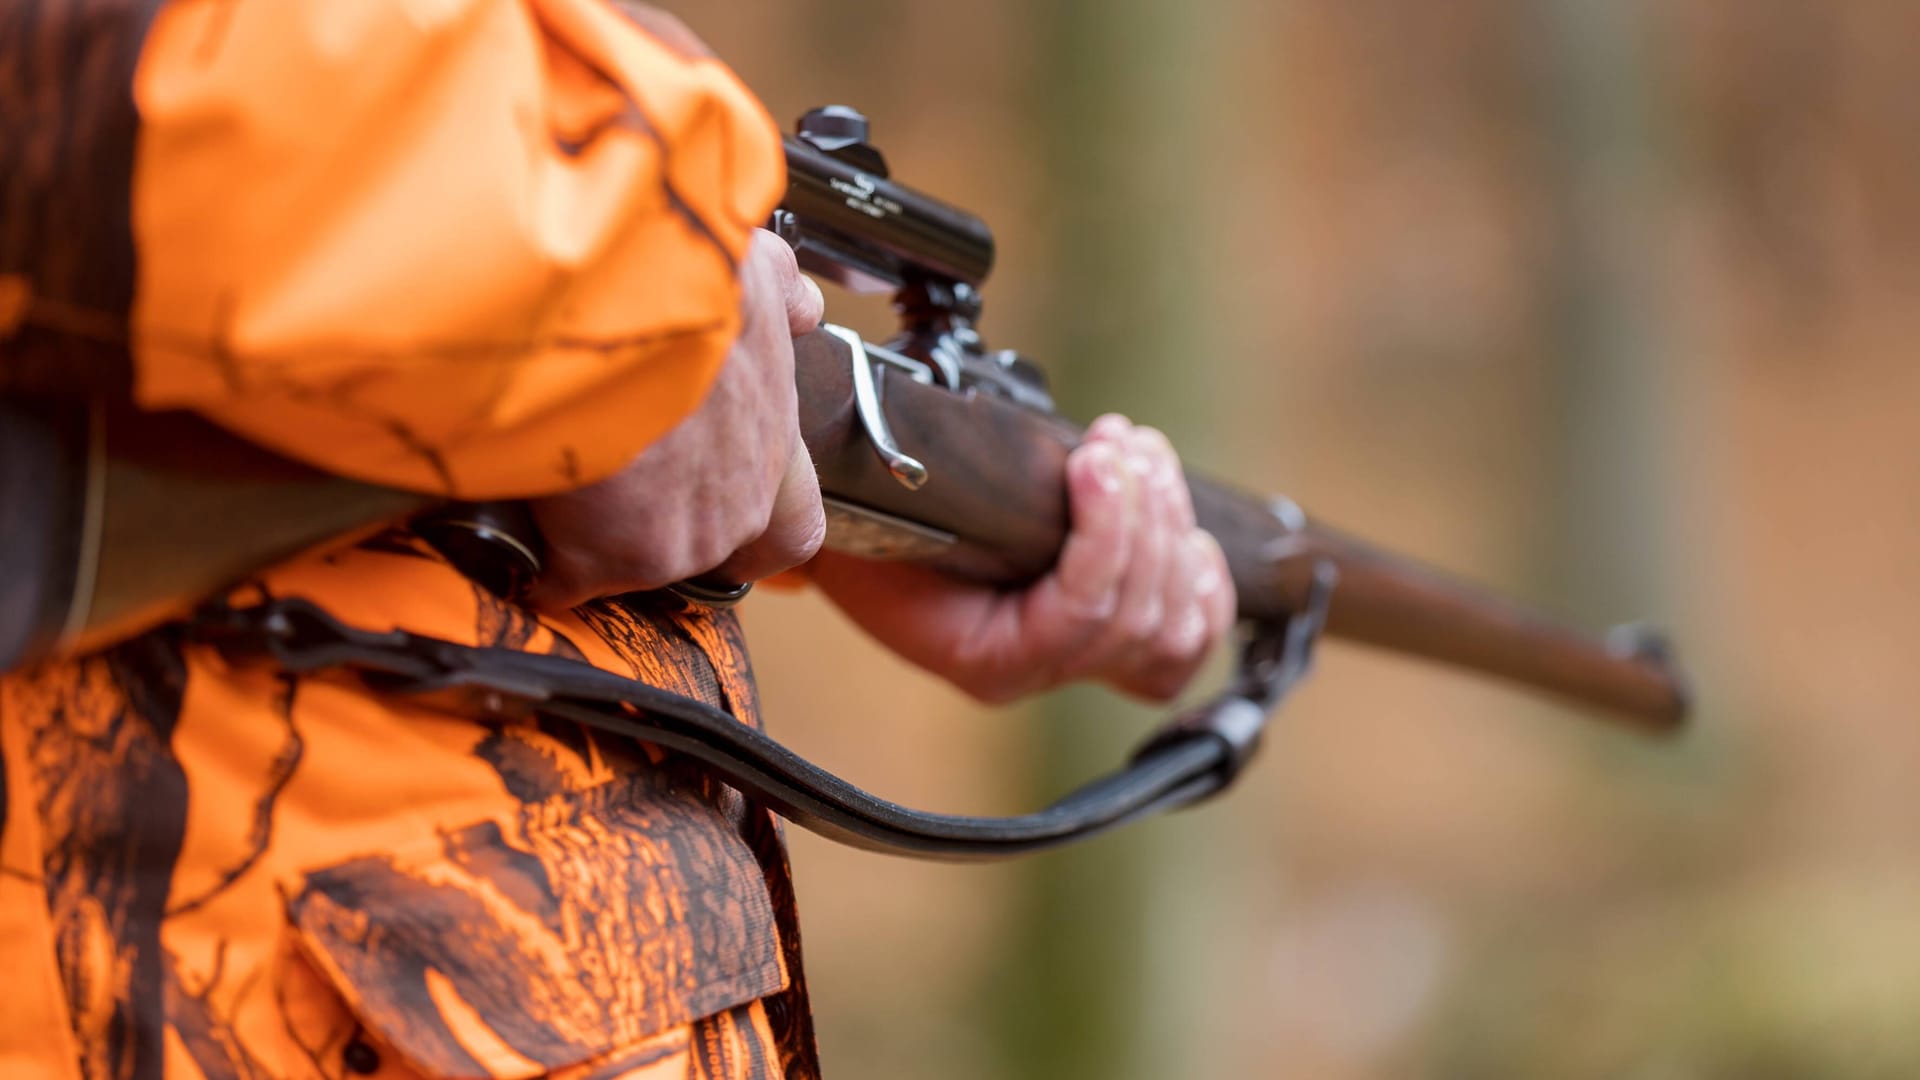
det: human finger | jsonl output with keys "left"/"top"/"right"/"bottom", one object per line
{"left": 918, "top": 417, "right": 1139, "bottom": 702}
{"left": 524, "top": 481, "right": 679, "bottom": 612}
{"left": 1125, "top": 530, "right": 1230, "bottom": 701}
{"left": 713, "top": 432, "right": 826, "bottom": 584}
{"left": 1045, "top": 420, "right": 1137, "bottom": 618}
{"left": 982, "top": 434, "right": 1135, "bottom": 696}
{"left": 1194, "top": 529, "right": 1237, "bottom": 646}
{"left": 877, "top": 415, "right": 1144, "bottom": 703}
{"left": 1133, "top": 426, "right": 1194, "bottom": 530}
{"left": 1105, "top": 427, "right": 1199, "bottom": 697}
{"left": 744, "top": 229, "right": 823, "bottom": 337}
{"left": 1058, "top": 420, "right": 1169, "bottom": 682}
{"left": 787, "top": 269, "right": 825, "bottom": 337}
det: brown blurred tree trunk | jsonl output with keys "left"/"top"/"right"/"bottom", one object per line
{"left": 983, "top": 2, "right": 1237, "bottom": 1078}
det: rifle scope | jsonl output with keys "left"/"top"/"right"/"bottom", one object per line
{"left": 779, "top": 113, "right": 995, "bottom": 294}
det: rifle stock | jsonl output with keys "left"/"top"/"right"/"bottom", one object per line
{"left": 2, "top": 328, "right": 1687, "bottom": 734}
{"left": 790, "top": 328, "right": 1687, "bottom": 732}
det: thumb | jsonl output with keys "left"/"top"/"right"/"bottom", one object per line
{"left": 714, "top": 433, "right": 826, "bottom": 583}
{"left": 786, "top": 270, "right": 825, "bottom": 337}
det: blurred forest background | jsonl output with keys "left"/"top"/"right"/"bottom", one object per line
{"left": 687, "top": 2, "right": 1920, "bottom": 1077}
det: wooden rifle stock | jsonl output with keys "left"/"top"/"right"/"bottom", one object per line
{"left": 789, "top": 328, "right": 1686, "bottom": 732}
{"left": 0, "top": 328, "right": 1688, "bottom": 733}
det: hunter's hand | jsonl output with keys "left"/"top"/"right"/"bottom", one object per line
{"left": 525, "top": 231, "right": 827, "bottom": 611}
{"left": 809, "top": 415, "right": 1237, "bottom": 704}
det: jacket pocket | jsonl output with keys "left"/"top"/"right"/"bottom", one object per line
{"left": 281, "top": 771, "right": 788, "bottom": 1079}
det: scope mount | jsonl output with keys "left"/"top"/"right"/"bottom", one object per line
{"left": 779, "top": 106, "right": 1054, "bottom": 414}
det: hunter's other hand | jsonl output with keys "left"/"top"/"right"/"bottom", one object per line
{"left": 525, "top": 230, "right": 826, "bottom": 610}
{"left": 808, "top": 415, "right": 1237, "bottom": 704}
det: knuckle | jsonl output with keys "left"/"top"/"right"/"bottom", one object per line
{"left": 789, "top": 276, "right": 826, "bottom": 332}
{"left": 1156, "top": 611, "right": 1209, "bottom": 664}
{"left": 1121, "top": 600, "right": 1163, "bottom": 644}
{"left": 756, "top": 227, "right": 800, "bottom": 276}
{"left": 689, "top": 527, "right": 744, "bottom": 578}
{"left": 761, "top": 518, "right": 824, "bottom": 576}
{"left": 1053, "top": 564, "right": 1121, "bottom": 623}
{"left": 1059, "top": 593, "right": 1116, "bottom": 630}
{"left": 788, "top": 505, "right": 828, "bottom": 562}
{"left": 723, "top": 517, "right": 769, "bottom": 566}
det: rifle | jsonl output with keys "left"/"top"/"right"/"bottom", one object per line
{"left": 0, "top": 107, "right": 1687, "bottom": 855}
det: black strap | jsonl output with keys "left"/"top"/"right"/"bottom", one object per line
{"left": 189, "top": 566, "right": 1333, "bottom": 861}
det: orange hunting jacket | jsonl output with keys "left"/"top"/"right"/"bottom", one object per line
{"left": 0, "top": 2, "right": 817, "bottom": 1078}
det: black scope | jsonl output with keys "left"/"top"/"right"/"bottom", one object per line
{"left": 778, "top": 108, "right": 995, "bottom": 295}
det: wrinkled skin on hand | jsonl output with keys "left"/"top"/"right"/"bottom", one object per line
{"left": 537, "top": 3, "right": 1237, "bottom": 702}
{"left": 529, "top": 233, "right": 1234, "bottom": 701}
{"left": 525, "top": 230, "right": 827, "bottom": 610}
{"left": 808, "top": 415, "right": 1237, "bottom": 704}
